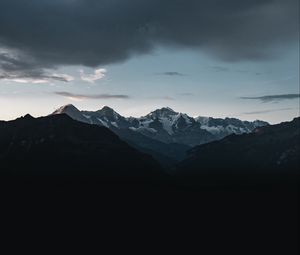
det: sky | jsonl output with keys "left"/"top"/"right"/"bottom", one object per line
{"left": 0, "top": 0, "right": 299, "bottom": 124}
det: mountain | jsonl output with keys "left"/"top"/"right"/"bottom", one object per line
{"left": 53, "top": 104, "right": 90, "bottom": 124}
{"left": 176, "top": 117, "right": 300, "bottom": 176}
{"left": 128, "top": 107, "right": 215, "bottom": 146}
{"left": 0, "top": 114, "right": 162, "bottom": 179}
{"left": 196, "top": 116, "right": 267, "bottom": 140}
{"left": 52, "top": 105, "right": 268, "bottom": 147}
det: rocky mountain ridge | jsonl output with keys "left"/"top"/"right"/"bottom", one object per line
{"left": 52, "top": 104, "right": 268, "bottom": 147}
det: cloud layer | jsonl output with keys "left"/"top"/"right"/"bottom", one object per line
{"left": 157, "top": 72, "right": 186, "bottom": 77}
{"left": 243, "top": 108, "right": 294, "bottom": 115}
{"left": 0, "top": 49, "right": 74, "bottom": 83}
{"left": 0, "top": 0, "right": 298, "bottom": 77}
{"left": 55, "top": 91, "right": 129, "bottom": 101}
{"left": 241, "top": 94, "right": 300, "bottom": 102}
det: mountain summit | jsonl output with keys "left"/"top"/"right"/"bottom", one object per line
{"left": 52, "top": 104, "right": 89, "bottom": 123}
{"left": 147, "top": 107, "right": 177, "bottom": 119}
{"left": 97, "top": 106, "right": 121, "bottom": 118}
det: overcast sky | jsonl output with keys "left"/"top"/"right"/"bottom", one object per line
{"left": 0, "top": 0, "right": 299, "bottom": 123}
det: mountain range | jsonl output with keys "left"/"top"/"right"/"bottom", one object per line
{"left": 52, "top": 104, "right": 268, "bottom": 166}
{"left": 0, "top": 112, "right": 298, "bottom": 187}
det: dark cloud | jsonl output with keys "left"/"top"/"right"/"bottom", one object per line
{"left": 0, "top": 0, "right": 298, "bottom": 76}
{"left": 240, "top": 94, "right": 300, "bottom": 102}
{"left": 0, "top": 52, "right": 73, "bottom": 83}
{"left": 243, "top": 107, "right": 294, "bottom": 115}
{"left": 157, "top": 72, "right": 186, "bottom": 76}
{"left": 0, "top": 51, "right": 40, "bottom": 72}
{"left": 55, "top": 91, "right": 130, "bottom": 100}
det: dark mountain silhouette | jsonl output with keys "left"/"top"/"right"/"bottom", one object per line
{"left": 176, "top": 117, "right": 300, "bottom": 178}
{"left": 1, "top": 113, "right": 298, "bottom": 187}
{"left": 0, "top": 114, "right": 162, "bottom": 179}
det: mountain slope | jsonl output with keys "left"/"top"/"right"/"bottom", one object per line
{"left": 176, "top": 117, "right": 300, "bottom": 175}
{"left": 111, "top": 127, "right": 190, "bottom": 167}
{"left": 0, "top": 114, "right": 162, "bottom": 179}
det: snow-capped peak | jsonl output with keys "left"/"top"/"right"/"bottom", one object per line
{"left": 51, "top": 104, "right": 90, "bottom": 123}
{"left": 51, "top": 105, "right": 269, "bottom": 146}
{"left": 147, "top": 107, "right": 177, "bottom": 119}
{"left": 97, "top": 106, "right": 121, "bottom": 120}
{"left": 253, "top": 120, "right": 269, "bottom": 128}
{"left": 98, "top": 106, "right": 115, "bottom": 112}
{"left": 52, "top": 104, "right": 80, "bottom": 115}
{"left": 161, "top": 107, "right": 175, "bottom": 112}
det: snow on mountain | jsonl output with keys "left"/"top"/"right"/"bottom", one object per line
{"left": 52, "top": 104, "right": 90, "bottom": 124}
{"left": 196, "top": 116, "right": 269, "bottom": 139}
{"left": 52, "top": 105, "right": 269, "bottom": 146}
{"left": 139, "top": 108, "right": 195, "bottom": 136}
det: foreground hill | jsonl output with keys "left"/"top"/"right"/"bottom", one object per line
{"left": 176, "top": 117, "right": 300, "bottom": 177}
{"left": 0, "top": 114, "right": 161, "bottom": 179}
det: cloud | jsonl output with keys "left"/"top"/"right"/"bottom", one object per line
{"left": 157, "top": 72, "right": 186, "bottom": 76}
{"left": 243, "top": 108, "right": 294, "bottom": 115}
{"left": 80, "top": 68, "right": 107, "bottom": 83}
{"left": 0, "top": 50, "right": 74, "bottom": 83}
{"left": 0, "top": 0, "right": 297, "bottom": 78}
{"left": 0, "top": 71, "right": 74, "bottom": 84}
{"left": 54, "top": 91, "right": 129, "bottom": 101}
{"left": 240, "top": 94, "right": 300, "bottom": 102}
